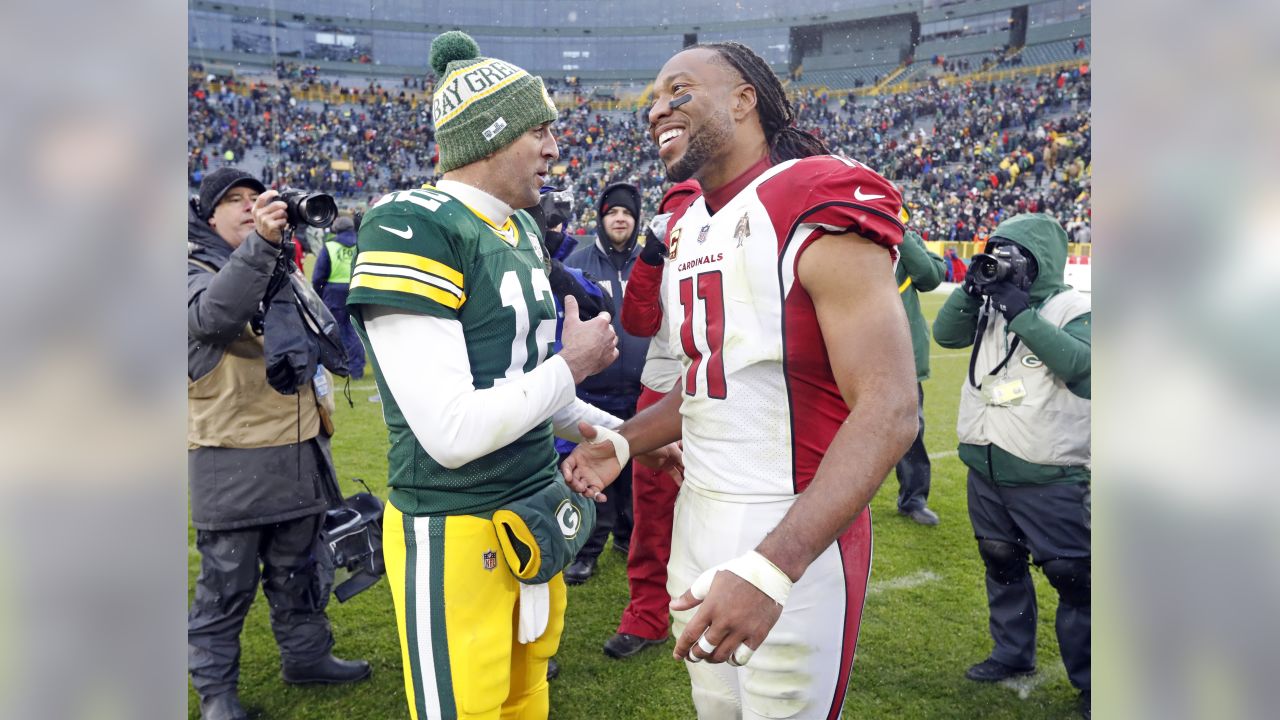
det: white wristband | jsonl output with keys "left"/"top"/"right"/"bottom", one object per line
{"left": 590, "top": 424, "right": 631, "bottom": 468}
{"left": 688, "top": 550, "right": 793, "bottom": 608}
{"left": 724, "top": 551, "right": 793, "bottom": 607}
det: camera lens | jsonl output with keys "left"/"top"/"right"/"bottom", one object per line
{"left": 299, "top": 194, "right": 338, "bottom": 228}
{"left": 977, "top": 259, "right": 999, "bottom": 282}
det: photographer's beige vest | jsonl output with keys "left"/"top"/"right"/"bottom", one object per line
{"left": 188, "top": 326, "right": 321, "bottom": 450}
{"left": 956, "top": 289, "right": 1091, "bottom": 466}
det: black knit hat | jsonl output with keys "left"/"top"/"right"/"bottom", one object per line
{"left": 599, "top": 183, "right": 640, "bottom": 220}
{"left": 198, "top": 167, "right": 266, "bottom": 220}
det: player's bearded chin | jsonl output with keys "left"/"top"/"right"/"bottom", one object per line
{"left": 666, "top": 108, "right": 732, "bottom": 183}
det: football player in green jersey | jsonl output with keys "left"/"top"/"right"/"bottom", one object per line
{"left": 347, "top": 33, "right": 678, "bottom": 720}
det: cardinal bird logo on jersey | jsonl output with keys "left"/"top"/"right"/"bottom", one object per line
{"left": 734, "top": 213, "right": 751, "bottom": 247}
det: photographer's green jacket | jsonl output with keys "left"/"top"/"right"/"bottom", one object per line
{"left": 933, "top": 213, "right": 1091, "bottom": 486}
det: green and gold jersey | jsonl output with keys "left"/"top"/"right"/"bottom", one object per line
{"left": 347, "top": 185, "right": 559, "bottom": 517}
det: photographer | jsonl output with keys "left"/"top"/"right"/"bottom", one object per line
{"left": 187, "top": 168, "right": 369, "bottom": 720}
{"left": 933, "top": 212, "right": 1091, "bottom": 718}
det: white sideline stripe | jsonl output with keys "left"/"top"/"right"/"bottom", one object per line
{"left": 1001, "top": 665, "right": 1065, "bottom": 700}
{"left": 867, "top": 569, "right": 941, "bottom": 596}
{"left": 411, "top": 515, "right": 444, "bottom": 719}
{"left": 928, "top": 449, "right": 958, "bottom": 460}
{"left": 933, "top": 351, "right": 971, "bottom": 359}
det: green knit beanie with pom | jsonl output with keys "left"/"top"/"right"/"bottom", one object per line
{"left": 428, "top": 31, "right": 557, "bottom": 173}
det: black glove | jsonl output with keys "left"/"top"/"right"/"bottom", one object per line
{"left": 639, "top": 232, "right": 668, "bottom": 266}
{"left": 987, "top": 281, "right": 1030, "bottom": 322}
{"left": 547, "top": 260, "right": 614, "bottom": 321}
{"left": 961, "top": 272, "right": 983, "bottom": 298}
{"left": 543, "top": 229, "right": 565, "bottom": 260}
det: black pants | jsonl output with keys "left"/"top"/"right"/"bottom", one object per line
{"left": 967, "top": 469, "right": 1091, "bottom": 691}
{"left": 188, "top": 513, "right": 334, "bottom": 699}
{"left": 894, "top": 383, "right": 931, "bottom": 512}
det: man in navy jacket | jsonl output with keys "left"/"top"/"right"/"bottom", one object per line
{"left": 562, "top": 182, "right": 649, "bottom": 584}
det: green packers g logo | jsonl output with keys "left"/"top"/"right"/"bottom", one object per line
{"left": 556, "top": 499, "right": 581, "bottom": 539}
{"left": 1021, "top": 354, "right": 1045, "bottom": 369}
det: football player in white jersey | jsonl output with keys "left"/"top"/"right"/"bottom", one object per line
{"left": 561, "top": 42, "right": 919, "bottom": 719}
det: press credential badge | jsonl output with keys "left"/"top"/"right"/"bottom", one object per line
{"left": 982, "top": 374, "right": 1027, "bottom": 406}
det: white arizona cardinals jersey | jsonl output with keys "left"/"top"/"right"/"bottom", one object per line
{"left": 663, "top": 155, "right": 904, "bottom": 499}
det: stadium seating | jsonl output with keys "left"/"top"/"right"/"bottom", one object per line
{"left": 799, "top": 64, "right": 900, "bottom": 90}
{"left": 1020, "top": 37, "right": 1090, "bottom": 67}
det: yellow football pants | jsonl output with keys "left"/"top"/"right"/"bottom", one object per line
{"left": 384, "top": 504, "right": 566, "bottom": 720}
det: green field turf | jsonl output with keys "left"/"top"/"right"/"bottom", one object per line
{"left": 188, "top": 287, "right": 1084, "bottom": 719}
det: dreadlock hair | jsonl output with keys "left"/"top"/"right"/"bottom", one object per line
{"left": 697, "top": 41, "right": 829, "bottom": 163}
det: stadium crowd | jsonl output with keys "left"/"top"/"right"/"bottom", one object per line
{"left": 188, "top": 73, "right": 436, "bottom": 200}
{"left": 188, "top": 63, "right": 1090, "bottom": 246}
{"left": 802, "top": 67, "right": 1092, "bottom": 244}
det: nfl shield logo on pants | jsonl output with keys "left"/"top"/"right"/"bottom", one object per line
{"left": 483, "top": 550, "right": 497, "bottom": 571}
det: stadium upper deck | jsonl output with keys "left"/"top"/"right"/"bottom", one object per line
{"left": 189, "top": 0, "right": 1088, "bottom": 85}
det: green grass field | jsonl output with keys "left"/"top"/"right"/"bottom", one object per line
{"left": 188, "top": 288, "right": 1083, "bottom": 719}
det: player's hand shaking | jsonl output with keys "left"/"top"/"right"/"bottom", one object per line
{"left": 562, "top": 426, "right": 682, "bottom": 502}
{"left": 558, "top": 295, "right": 618, "bottom": 383}
{"left": 560, "top": 422, "right": 624, "bottom": 502}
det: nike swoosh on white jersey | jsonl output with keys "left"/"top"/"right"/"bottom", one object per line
{"left": 853, "top": 187, "right": 886, "bottom": 202}
{"left": 379, "top": 224, "right": 414, "bottom": 239}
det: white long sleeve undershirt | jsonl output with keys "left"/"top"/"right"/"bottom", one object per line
{"left": 364, "top": 307, "right": 621, "bottom": 469}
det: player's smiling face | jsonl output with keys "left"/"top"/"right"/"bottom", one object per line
{"left": 649, "top": 48, "right": 736, "bottom": 183}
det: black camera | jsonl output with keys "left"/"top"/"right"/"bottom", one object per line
{"left": 320, "top": 490, "right": 386, "bottom": 603}
{"left": 970, "top": 244, "right": 1032, "bottom": 292}
{"left": 279, "top": 187, "right": 338, "bottom": 229}
{"left": 538, "top": 188, "right": 574, "bottom": 230}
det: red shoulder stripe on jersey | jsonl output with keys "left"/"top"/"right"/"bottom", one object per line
{"left": 757, "top": 156, "right": 904, "bottom": 248}
{"left": 794, "top": 200, "right": 905, "bottom": 249}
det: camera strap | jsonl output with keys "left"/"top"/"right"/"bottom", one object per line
{"left": 968, "top": 300, "right": 1022, "bottom": 389}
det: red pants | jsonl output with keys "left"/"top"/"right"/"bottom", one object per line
{"left": 615, "top": 385, "right": 679, "bottom": 640}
